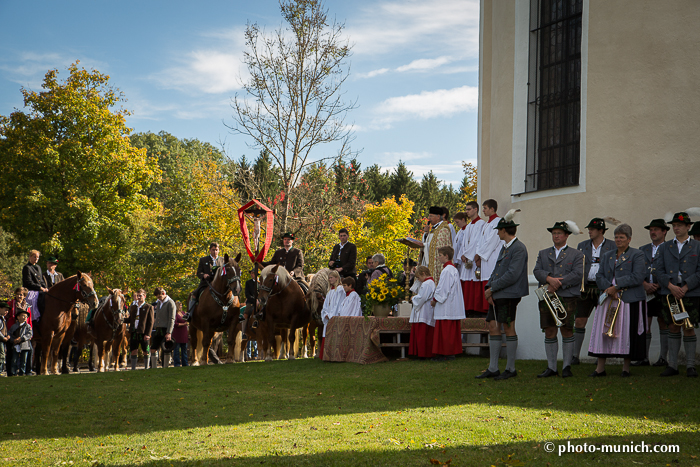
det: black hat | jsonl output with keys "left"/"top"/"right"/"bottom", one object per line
{"left": 547, "top": 221, "right": 575, "bottom": 234}
{"left": 0, "top": 300, "right": 8, "bottom": 309}
{"left": 585, "top": 218, "right": 607, "bottom": 231}
{"left": 670, "top": 212, "right": 692, "bottom": 225}
{"left": 689, "top": 222, "right": 700, "bottom": 236}
{"left": 46, "top": 256, "right": 59, "bottom": 264}
{"left": 15, "top": 309, "right": 30, "bottom": 318}
{"left": 644, "top": 219, "right": 670, "bottom": 231}
{"left": 281, "top": 232, "right": 295, "bottom": 240}
{"left": 428, "top": 206, "right": 443, "bottom": 215}
{"left": 161, "top": 339, "right": 175, "bottom": 352}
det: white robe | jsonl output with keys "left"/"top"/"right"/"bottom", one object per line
{"left": 433, "top": 264, "right": 465, "bottom": 320}
{"left": 410, "top": 279, "right": 436, "bottom": 326}
{"left": 339, "top": 291, "right": 362, "bottom": 317}
{"left": 321, "top": 287, "right": 345, "bottom": 337}
{"left": 463, "top": 218, "right": 486, "bottom": 281}
{"left": 475, "top": 216, "right": 503, "bottom": 281}
{"left": 452, "top": 227, "right": 468, "bottom": 280}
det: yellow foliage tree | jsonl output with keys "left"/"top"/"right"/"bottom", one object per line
{"left": 457, "top": 161, "right": 478, "bottom": 211}
{"left": 337, "top": 195, "right": 416, "bottom": 274}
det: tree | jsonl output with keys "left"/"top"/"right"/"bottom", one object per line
{"left": 388, "top": 161, "right": 420, "bottom": 203}
{"left": 458, "top": 161, "right": 478, "bottom": 210}
{"left": 362, "top": 164, "right": 391, "bottom": 203}
{"left": 228, "top": 0, "right": 357, "bottom": 233}
{"left": 0, "top": 62, "right": 160, "bottom": 283}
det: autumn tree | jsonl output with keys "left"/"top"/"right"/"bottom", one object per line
{"left": 0, "top": 62, "right": 159, "bottom": 283}
{"left": 228, "top": 0, "right": 357, "bottom": 234}
{"left": 458, "top": 161, "right": 478, "bottom": 210}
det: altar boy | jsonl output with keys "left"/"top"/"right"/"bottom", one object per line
{"left": 431, "top": 246, "right": 465, "bottom": 360}
{"left": 339, "top": 277, "right": 362, "bottom": 317}
{"left": 409, "top": 266, "right": 436, "bottom": 359}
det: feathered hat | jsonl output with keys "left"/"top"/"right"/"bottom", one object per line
{"left": 547, "top": 220, "right": 581, "bottom": 234}
{"left": 494, "top": 209, "right": 521, "bottom": 229}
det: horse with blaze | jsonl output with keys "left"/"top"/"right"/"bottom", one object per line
{"left": 255, "top": 264, "right": 309, "bottom": 361}
{"left": 39, "top": 272, "right": 99, "bottom": 375}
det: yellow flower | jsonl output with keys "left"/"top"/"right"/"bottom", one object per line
{"left": 378, "top": 294, "right": 386, "bottom": 301}
{"left": 391, "top": 290, "right": 398, "bottom": 297}
{"left": 371, "top": 292, "right": 377, "bottom": 299}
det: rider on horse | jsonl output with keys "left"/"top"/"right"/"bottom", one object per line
{"left": 186, "top": 242, "right": 225, "bottom": 319}
{"left": 261, "top": 233, "right": 309, "bottom": 294}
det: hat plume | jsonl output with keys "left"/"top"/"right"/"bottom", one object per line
{"left": 602, "top": 216, "right": 622, "bottom": 226}
{"left": 685, "top": 207, "right": 700, "bottom": 220}
{"left": 564, "top": 220, "right": 581, "bottom": 235}
{"left": 664, "top": 211, "right": 674, "bottom": 223}
{"left": 504, "top": 208, "right": 521, "bottom": 222}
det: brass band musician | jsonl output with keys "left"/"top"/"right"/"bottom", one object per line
{"left": 587, "top": 224, "right": 646, "bottom": 377}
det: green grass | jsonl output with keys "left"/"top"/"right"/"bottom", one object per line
{"left": 1, "top": 356, "right": 699, "bottom": 466}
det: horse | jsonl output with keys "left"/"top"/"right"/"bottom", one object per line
{"left": 302, "top": 268, "right": 331, "bottom": 358}
{"left": 60, "top": 302, "right": 95, "bottom": 373}
{"left": 91, "top": 288, "right": 127, "bottom": 372}
{"left": 255, "top": 264, "right": 309, "bottom": 362}
{"left": 189, "top": 253, "right": 242, "bottom": 366}
{"left": 39, "top": 272, "right": 99, "bottom": 375}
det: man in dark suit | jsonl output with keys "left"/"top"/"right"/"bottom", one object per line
{"left": 42, "top": 256, "right": 65, "bottom": 288}
{"left": 187, "top": 242, "right": 225, "bottom": 317}
{"left": 653, "top": 212, "right": 700, "bottom": 377}
{"left": 262, "top": 232, "right": 308, "bottom": 293}
{"left": 573, "top": 218, "right": 616, "bottom": 364}
{"left": 635, "top": 219, "right": 670, "bottom": 367}
{"left": 328, "top": 228, "right": 357, "bottom": 278}
{"left": 127, "top": 289, "right": 154, "bottom": 370}
{"left": 22, "top": 250, "right": 47, "bottom": 293}
{"left": 533, "top": 221, "right": 584, "bottom": 378}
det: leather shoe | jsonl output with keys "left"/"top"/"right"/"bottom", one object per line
{"left": 621, "top": 371, "right": 631, "bottom": 377}
{"left": 494, "top": 370, "right": 517, "bottom": 380}
{"left": 561, "top": 366, "right": 574, "bottom": 378}
{"left": 659, "top": 367, "right": 679, "bottom": 377}
{"left": 687, "top": 367, "right": 698, "bottom": 378}
{"left": 588, "top": 370, "right": 607, "bottom": 377}
{"left": 537, "top": 368, "right": 558, "bottom": 378}
{"left": 475, "top": 369, "right": 500, "bottom": 379}
{"left": 652, "top": 357, "right": 668, "bottom": 367}
{"left": 571, "top": 356, "right": 580, "bottom": 365}
{"left": 631, "top": 359, "right": 649, "bottom": 367}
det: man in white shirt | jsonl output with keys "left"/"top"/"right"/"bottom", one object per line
{"left": 462, "top": 201, "right": 487, "bottom": 315}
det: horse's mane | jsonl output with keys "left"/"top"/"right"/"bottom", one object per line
{"left": 306, "top": 268, "right": 331, "bottom": 312}
{"left": 260, "top": 264, "right": 292, "bottom": 287}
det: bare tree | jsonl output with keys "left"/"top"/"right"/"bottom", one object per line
{"left": 227, "top": 0, "right": 357, "bottom": 233}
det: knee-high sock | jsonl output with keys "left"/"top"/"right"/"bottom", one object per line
{"left": 488, "top": 334, "right": 502, "bottom": 373}
{"left": 683, "top": 334, "right": 697, "bottom": 368}
{"left": 150, "top": 353, "right": 158, "bottom": 370}
{"left": 505, "top": 335, "right": 518, "bottom": 372}
{"left": 144, "top": 354, "right": 150, "bottom": 370}
{"left": 573, "top": 327, "right": 586, "bottom": 358}
{"left": 131, "top": 356, "right": 137, "bottom": 371}
{"left": 562, "top": 335, "right": 575, "bottom": 368}
{"left": 545, "top": 337, "right": 558, "bottom": 371}
{"left": 667, "top": 332, "right": 682, "bottom": 370}
{"left": 659, "top": 328, "right": 669, "bottom": 361}
{"left": 645, "top": 333, "right": 652, "bottom": 359}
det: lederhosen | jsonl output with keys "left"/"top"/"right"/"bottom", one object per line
{"left": 129, "top": 304, "right": 151, "bottom": 353}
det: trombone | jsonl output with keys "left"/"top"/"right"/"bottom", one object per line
{"left": 667, "top": 295, "right": 693, "bottom": 330}
{"left": 535, "top": 285, "right": 567, "bottom": 327}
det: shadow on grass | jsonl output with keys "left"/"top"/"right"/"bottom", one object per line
{"left": 94, "top": 432, "right": 696, "bottom": 467}
{"left": 2, "top": 356, "right": 699, "bottom": 441}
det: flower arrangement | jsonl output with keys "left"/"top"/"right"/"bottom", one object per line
{"left": 361, "top": 273, "right": 404, "bottom": 316}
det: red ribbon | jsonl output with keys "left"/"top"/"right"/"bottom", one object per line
{"left": 237, "top": 200, "right": 275, "bottom": 263}
{"left": 73, "top": 282, "right": 80, "bottom": 291}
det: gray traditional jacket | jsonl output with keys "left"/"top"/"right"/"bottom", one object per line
{"left": 486, "top": 238, "right": 529, "bottom": 300}
{"left": 8, "top": 321, "right": 33, "bottom": 351}
{"left": 533, "top": 245, "right": 584, "bottom": 298}
{"left": 596, "top": 248, "right": 646, "bottom": 303}
{"left": 153, "top": 297, "right": 176, "bottom": 334}
{"left": 652, "top": 238, "right": 700, "bottom": 297}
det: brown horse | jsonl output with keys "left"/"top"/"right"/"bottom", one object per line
{"left": 302, "top": 268, "right": 331, "bottom": 358}
{"left": 91, "top": 288, "right": 127, "bottom": 372}
{"left": 255, "top": 264, "right": 309, "bottom": 362}
{"left": 189, "top": 253, "right": 242, "bottom": 366}
{"left": 39, "top": 272, "right": 99, "bottom": 375}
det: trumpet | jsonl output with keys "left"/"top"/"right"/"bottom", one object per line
{"left": 535, "top": 286, "right": 567, "bottom": 327}
{"left": 667, "top": 295, "right": 693, "bottom": 329}
{"left": 602, "top": 296, "right": 622, "bottom": 338}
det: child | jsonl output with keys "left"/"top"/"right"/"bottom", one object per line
{"left": 320, "top": 270, "right": 344, "bottom": 359}
{"left": 431, "top": 246, "right": 465, "bottom": 361}
{"left": 6, "top": 288, "right": 32, "bottom": 376}
{"left": 409, "top": 266, "right": 436, "bottom": 359}
{"left": 0, "top": 301, "right": 9, "bottom": 376}
{"left": 8, "top": 309, "right": 33, "bottom": 376}
{"left": 338, "top": 277, "right": 362, "bottom": 317}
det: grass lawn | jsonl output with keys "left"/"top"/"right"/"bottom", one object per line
{"left": 1, "top": 355, "right": 698, "bottom": 466}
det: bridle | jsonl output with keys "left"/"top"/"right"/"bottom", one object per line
{"left": 97, "top": 292, "right": 125, "bottom": 343}
{"left": 258, "top": 273, "right": 293, "bottom": 298}
{"left": 206, "top": 262, "right": 241, "bottom": 324}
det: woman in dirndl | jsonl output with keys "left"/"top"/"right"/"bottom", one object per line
{"left": 588, "top": 224, "right": 647, "bottom": 377}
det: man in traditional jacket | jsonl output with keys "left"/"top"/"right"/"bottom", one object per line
{"left": 421, "top": 206, "right": 453, "bottom": 284}
{"left": 187, "top": 242, "right": 225, "bottom": 317}
{"left": 262, "top": 232, "right": 308, "bottom": 293}
{"left": 126, "top": 289, "right": 154, "bottom": 370}
{"left": 328, "top": 229, "right": 357, "bottom": 278}
{"left": 42, "top": 256, "right": 65, "bottom": 288}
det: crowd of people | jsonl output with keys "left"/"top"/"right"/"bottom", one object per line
{"left": 404, "top": 201, "right": 700, "bottom": 380}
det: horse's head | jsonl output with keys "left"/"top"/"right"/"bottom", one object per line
{"left": 106, "top": 288, "right": 126, "bottom": 326}
{"left": 257, "top": 264, "right": 293, "bottom": 309}
{"left": 220, "top": 252, "right": 242, "bottom": 296}
{"left": 75, "top": 271, "right": 99, "bottom": 308}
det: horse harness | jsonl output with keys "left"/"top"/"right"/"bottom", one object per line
{"left": 205, "top": 265, "right": 241, "bottom": 325}
{"left": 94, "top": 296, "right": 125, "bottom": 344}
{"left": 46, "top": 277, "right": 98, "bottom": 321}
{"left": 258, "top": 274, "right": 296, "bottom": 298}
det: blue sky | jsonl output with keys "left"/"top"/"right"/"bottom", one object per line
{"left": 0, "top": 0, "right": 479, "bottom": 187}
